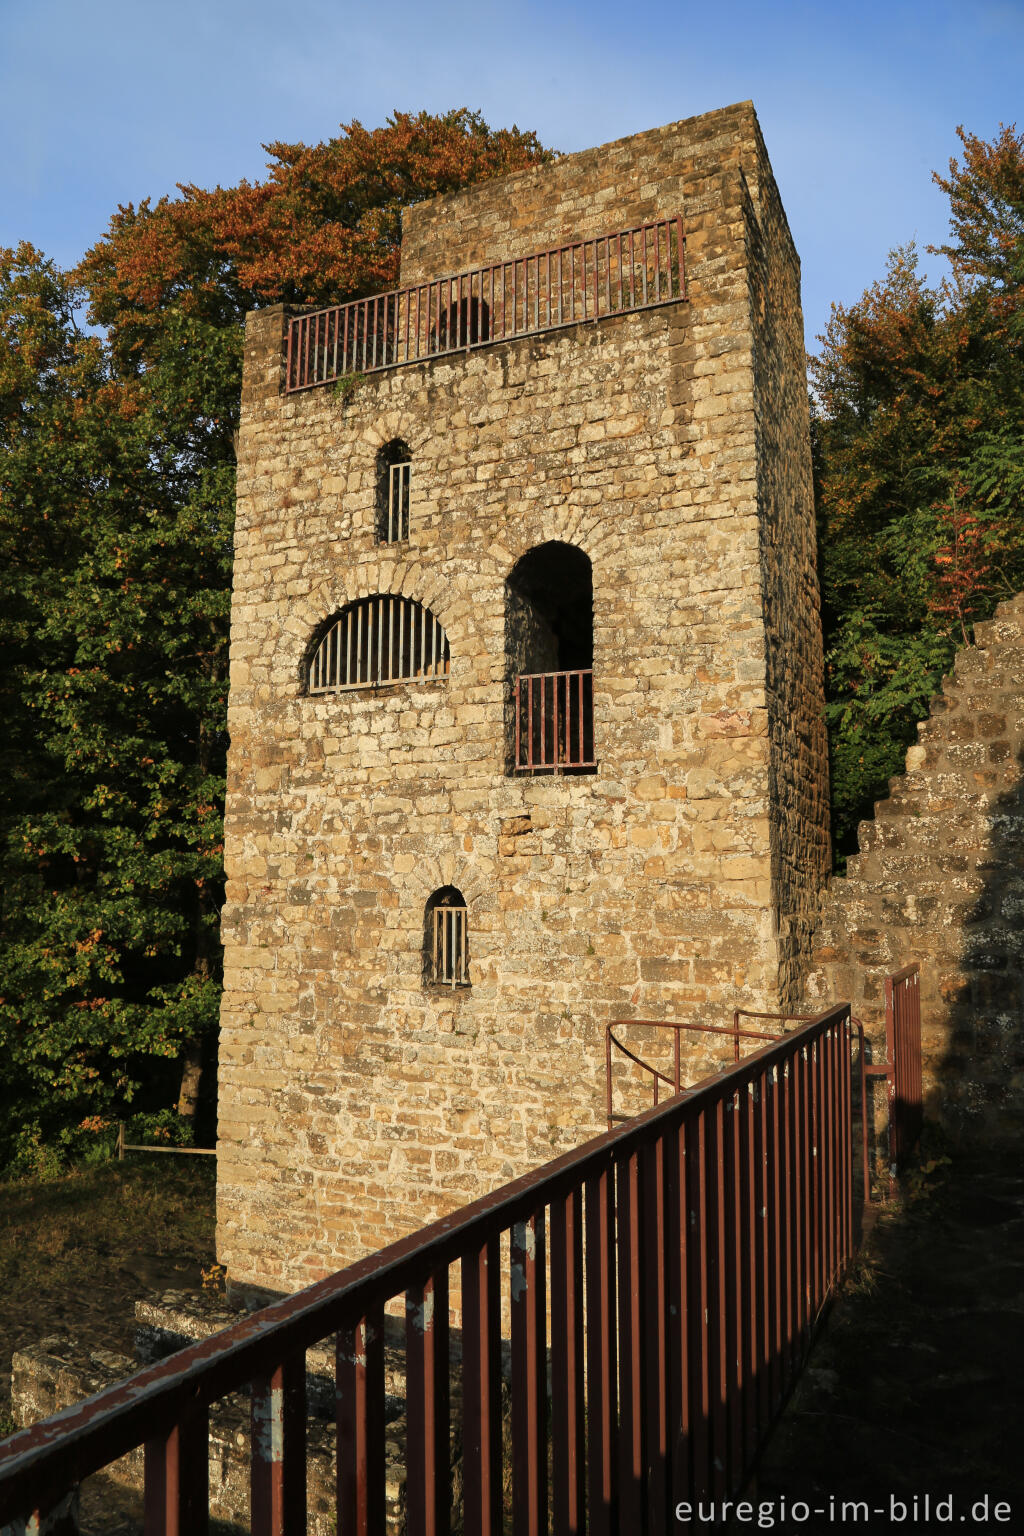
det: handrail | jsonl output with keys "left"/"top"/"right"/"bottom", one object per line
{"left": 285, "top": 213, "right": 686, "bottom": 391}
{"left": 514, "top": 667, "right": 595, "bottom": 773}
{"left": 605, "top": 1015, "right": 794, "bottom": 1128}
{"left": 606, "top": 1012, "right": 875, "bottom": 1208}
{"left": 1, "top": 1006, "right": 857, "bottom": 1533}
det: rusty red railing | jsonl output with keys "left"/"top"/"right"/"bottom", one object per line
{"left": 605, "top": 1017, "right": 788, "bottom": 1127}
{"left": 0, "top": 1005, "right": 859, "bottom": 1535}
{"left": 607, "top": 1009, "right": 876, "bottom": 1211}
{"left": 884, "top": 962, "right": 923, "bottom": 1169}
{"left": 286, "top": 214, "right": 686, "bottom": 392}
{"left": 514, "top": 668, "right": 595, "bottom": 773}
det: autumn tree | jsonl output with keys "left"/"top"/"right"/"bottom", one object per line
{"left": 0, "top": 112, "right": 552, "bottom": 1170}
{"left": 812, "top": 124, "right": 1024, "bottom": 859}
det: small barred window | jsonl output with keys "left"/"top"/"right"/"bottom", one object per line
{"left": 425, "top": 887, "right": 469, "bottom": 988}
{"left": 376, "top": 439, "right": 411, "bottom": 543}
{"left": 306, "top": 596, "right": 449, "bottom": 693}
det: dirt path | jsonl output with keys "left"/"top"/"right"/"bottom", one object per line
{"left": 0, "top": 1159, "right": 215, "bottom": 1425}
{"left": 757, "top": 1149, "right": 1024, "bottom": 1518}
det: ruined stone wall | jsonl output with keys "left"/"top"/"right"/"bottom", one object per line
{"left": 218, "top": 104, "right": 827, "bottom": 1296}
{"left": 803, "top": 595, "right": 1024, "bottom": 1143}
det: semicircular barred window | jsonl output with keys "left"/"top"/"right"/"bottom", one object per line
{"left": 306, "top": 595, "right": 450, "bottom": 693}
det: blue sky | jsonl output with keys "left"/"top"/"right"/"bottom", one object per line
{"left": 1, "top": 0, "right": 1021, "bottom": 347}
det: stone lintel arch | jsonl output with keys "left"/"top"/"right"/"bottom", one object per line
{"left": 283, "top": 565, "right": 462, "bottom": 688}
{"left": 502, "top": 509, "right": 600, "bottom": 573}
{"left": 354, "top": 411, "right": 434, "bottom": 462}
{"left": 388, "top": 853, "right": 491, "bottom": 916}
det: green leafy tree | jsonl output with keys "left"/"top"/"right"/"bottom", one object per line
{"left": 0, "top": 112, "right": 553, "bottom": 1170}
{"left": 812, "top": 124, "right": 1024, "bottom": 859}
{"left": 0, "top": 244, "right": 232, "bottom": 1168}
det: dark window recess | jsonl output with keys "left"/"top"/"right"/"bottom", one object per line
{"left": 375, "top": 439, "right": 412, "bottom": 543}
{"left": 425, "top": 887, "right": 469, "bottom": 988}
{"left": 432, "top": 294, "right": 490, "bottom": 351}
{"left": 306, "top": 596, "right": 449, "bottom": 692}
{"left": 505, "top": 542, "right": 595, "bottom": 774}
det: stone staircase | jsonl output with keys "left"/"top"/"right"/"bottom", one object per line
{"left": 803, "top": 593, "right": 1024, "bottom": 1142}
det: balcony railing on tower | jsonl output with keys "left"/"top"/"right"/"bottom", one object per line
{"left": 514, "top": 668, "right": 595, "bottom": 773}
{"left": 286, "top": 214, "right": 686, "bottom": 391}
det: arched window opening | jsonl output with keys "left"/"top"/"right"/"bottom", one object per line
{"left": 505, "top": 542, "right": 595, "bottom": 775}
{"left": 306, "top": 596, "right": 449, "bottom": 693}
{"left": 434, "top": 293, "right": 491, "bottom": 352}
{"left": 375, "top": 439, "right": 411, "bottom": 544}
{"left": 425, "top": 887, "right": 469, "bottom": 988}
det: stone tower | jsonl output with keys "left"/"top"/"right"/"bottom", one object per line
{"left": 216, "top": 101, "right": 830, "bottom": 1298}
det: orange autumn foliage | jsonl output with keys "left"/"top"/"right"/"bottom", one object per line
{"left": 78, "top": 109, "right": 555, "bottom": 366}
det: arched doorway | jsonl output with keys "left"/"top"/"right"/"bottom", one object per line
{"left": 505, "top": 542, "right": 595, "bottom": 774}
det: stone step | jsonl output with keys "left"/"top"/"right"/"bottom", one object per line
{"left": 9, "top": 1335, "right": 344, "bottom": 1536}
{"left": 136, "top": 1289, "right": 410, "bottom": 1418}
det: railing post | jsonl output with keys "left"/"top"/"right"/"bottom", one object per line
{"left": 336, "top": 1307, "right": 386, "bottom": 1536}
{"left": 616, "top": 1149, "right": 645, "bottom": 1528}
{"left": 406, "top": 1270, "right": 450, "bottom": 1536}
{"left": 606, "top": 1026, "right": 614, "bottom": 1132}
{"left": 250, "top": 1353, "right": 306, "bottom": 1536}
{"left": 685, "top": 1111, "right": 711, "bottom": 1498}
{"left": 461, "top": 1238, "right": 502, "bottom": 1536}
{"left": 585, "top": 1166, "right": 617, "bottom": 1535}
{"left": 511, "top": 1212, "right": 547, "bottom": 1536}
{"left": 143, "top": 1408, "right": 209, "bottom": 1536}
{"left": 641, "top": 1135, "right": 670, "bottom": 1529}
{"left": 550, "top": 1187, "right": 585, "bottom": 1536}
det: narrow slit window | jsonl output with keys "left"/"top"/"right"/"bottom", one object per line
{"left": 306, "top": 597, "right": 449, "bottom": 692}
{"left": 376, "top": 439, "right": 411, "bottom": 543}
{"left": 425, "top": 888, "right": 469, "bottom": 988}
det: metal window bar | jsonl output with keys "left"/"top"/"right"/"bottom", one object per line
{"left": 0, "top": 1004, "right": 863, "bottom": 1536}
{"left": 381, "top": 460, "right": 411, "bottom": 544}
{"left": 431, "top": 904, "right": 469, "bottom": 988}
{"left": 308, "top": 598, "right": 449, "bottom": 693}
{"left": 514, "top": 668, "right": 595, "bottom": 772}
{"left": 285, "top": 214, "right": 687, "bottom": 390}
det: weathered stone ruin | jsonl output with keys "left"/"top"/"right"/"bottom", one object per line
{"left": 216, "top": 100, "right": 831, "bottom": 1297}
{"left": 805, "top": 593, "right": 1024, "bottom": 1145}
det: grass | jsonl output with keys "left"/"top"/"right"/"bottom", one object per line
{"left": 0, "top": 1157, "right": 216, "bottom": 1420}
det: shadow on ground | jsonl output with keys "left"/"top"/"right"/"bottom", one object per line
{"left": 756, "top": 1145, "right": 1024, "bottom": 1517}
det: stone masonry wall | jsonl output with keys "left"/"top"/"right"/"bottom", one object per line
{"left": 803, "top": 594, "right": 1024, "bottom": 1143}
{"left": 744, "top": 148, "right": 831, "bottom": 1004}
{"left": 399, "top": 102, "right": 788, "bottom": 285}
{"left": 217, "top": 104, "right": 827, "bottom": 1296}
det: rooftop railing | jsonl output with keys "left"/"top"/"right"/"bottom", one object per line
{"left": 286, "top": 214, "right": 686, "bottom": 392}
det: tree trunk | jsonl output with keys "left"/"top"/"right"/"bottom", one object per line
{"left": 177, "top": 1039, "right": 204, "bottom": 1123}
